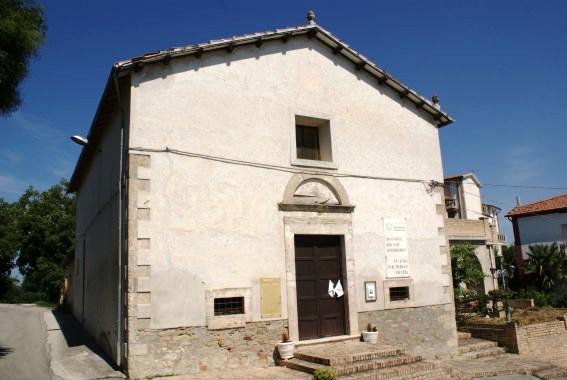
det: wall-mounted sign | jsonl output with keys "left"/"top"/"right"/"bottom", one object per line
{"left": 383, "top": 218, "right": 410, "bottom": 278}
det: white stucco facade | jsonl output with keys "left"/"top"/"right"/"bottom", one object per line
{"left": 128, "top": 37, "right": 451, "bottom": 331}
{"left": 70, "top": 23, "right": 458, "bottom": 378}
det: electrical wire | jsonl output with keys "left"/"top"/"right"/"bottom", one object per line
{"left": 129, "top": 146, "right": 441, "bottom": 190}
{"left": 483, "top": 183, "right": 567, "bottom": 190}
{"left": 444, "top": 179, "right": 567, "bottom": 191}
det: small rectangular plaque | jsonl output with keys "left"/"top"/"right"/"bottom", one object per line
{"left": 260, "top": 278, "right": 281, "bottom": 318}
{"left": 365, "top": 281, "right": 377, "bottom": 302}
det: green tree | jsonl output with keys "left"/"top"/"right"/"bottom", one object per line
{"left": 451, "top": 244, "right": 487, "bottom": 322}
{"left": 12, "top": 180, "right": 75, "bottom": 302}
{"left": 524, "top": 242, "right": 566, "bottom": 293}
{"left": 0, "top": 0, "right": 47, "bottom": 115}
{"left": 451, "top": 244, "right": 486, "bottom": 291}
{"left": 0, "top": 198, "right": 20, "bottom": 296}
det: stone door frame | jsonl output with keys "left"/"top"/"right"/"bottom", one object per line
{"left": 283, "top": 213, "right": 358, "bottom": 342}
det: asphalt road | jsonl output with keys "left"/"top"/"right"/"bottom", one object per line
{"left": 0, "top": 304, "right": 54, "bottom": 380}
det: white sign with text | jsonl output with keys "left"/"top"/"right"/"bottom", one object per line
{"left": 383, "top": 218, "right": 410, "bottom": 278}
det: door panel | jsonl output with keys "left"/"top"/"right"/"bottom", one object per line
{"left": 296, "top": 262, "right": 315, "bottom": 277}
{"left": 295, "top": 235, "right": 346, "bottom": 340}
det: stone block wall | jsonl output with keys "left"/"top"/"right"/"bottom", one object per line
{"left": 469, "top": 317, "right": 567, "bottom": 363}
{"left": 358, "top": 304, "right": 458, "bottom": 359}
{"left": 126, "top": 153, "right": 153, "bottom": 375}
{"left": 516, "top": 318, "right": 567, "bottom": 363}
{"left": 127, "top": 320, "right": 286, "bottom": 379}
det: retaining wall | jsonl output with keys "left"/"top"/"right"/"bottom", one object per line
{"left": 468, "top": 316, "right": 567, "bottom": 363}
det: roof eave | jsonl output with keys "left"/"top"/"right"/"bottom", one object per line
{"left": 115, "top": 24, "right": 454, "bottom": 128}
{"left": 68, "top": 67, "right": 119, "bottom": 193}
{"left": 69, "top": 22, "right": 455, "bottom": 193}
{"left": 506, "top": 207, "right": 567, "bottom": 218}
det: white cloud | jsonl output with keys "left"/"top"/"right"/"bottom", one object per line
{"left": 0, "top": 174, "right": 28, "bottom": 200}
{"left": 0, "top": 150, "right": 22, "bottom": 164}
{"left": 10, "top": 111, "right": 65, "bottom": 141}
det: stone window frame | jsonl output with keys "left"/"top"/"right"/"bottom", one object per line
{"left": 206, "top": 287, "right": 252, "bottom": 330}
{"left": 289, "top": 110, "right": 338, "bottom": 170}
{"left": 383, "top": 279, "right": 414, "bottom": 310}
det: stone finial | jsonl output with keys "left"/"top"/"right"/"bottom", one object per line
{"left": 307, "top": 10, "right": 316, "bottom": 25}
{"left": 432, "top": 94, "right": 441, "bottom": 109}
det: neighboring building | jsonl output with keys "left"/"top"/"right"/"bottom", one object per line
{"left": 68, "top": 13, "right": 457, "bottom": 379}
{"left": 444, "top": 173, "right": 507, "bottom": 294}
{"left": 506, "top": 193, "right": 567, "bottom": 273}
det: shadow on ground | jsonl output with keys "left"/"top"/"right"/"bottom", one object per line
{"left": 50, "top": 310, "right": 120, "bottom": 372}
{"left": 0, "top": 342, "right": 13, "bottom": 358}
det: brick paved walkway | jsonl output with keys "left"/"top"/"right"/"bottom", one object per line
{"left": 157, "top": 353, "right": 567, "bottom": 380}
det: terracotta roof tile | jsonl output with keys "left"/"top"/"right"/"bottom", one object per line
{"left": 505, "top": 193, "right": 567, "bottom": 217}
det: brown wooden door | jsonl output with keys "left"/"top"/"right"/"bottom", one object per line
{"left": 295, "top": 235, "right": 346, "bottom": 340}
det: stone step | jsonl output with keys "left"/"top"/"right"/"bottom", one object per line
{"left": 294, "top": 345, "right": 403, "bottom": 366}
{"left": 451, "top": 363, "right": 555, "bottom": 379}
{"left": 340, "top": 361, "right": 448, "bottom": 380}
{"left": 443, "top": 353, "right": 556, "bottom": 379}
{"left": 279, "top": 353, "right": 423, "bottom": 376}
{"left": 457, "top": 338, "right": 499, "bottom": 354}
{"left": 457, "top": 332, "right": 471, "bottom": 340}
{"left": 535, "top": 366, "right": 567, "bottom": 380}
{"left": 458, "top": 346, "right": 506, "bottom": 359}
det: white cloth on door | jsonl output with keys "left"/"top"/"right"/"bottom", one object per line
{"left": 334, "top": 280, "right": 344, "bottom": 298}
{"left": 328, "top": 280, "right": 336, "bottom": 297}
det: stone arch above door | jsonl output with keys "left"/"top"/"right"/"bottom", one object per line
{"left": 279, "top": 173, "right": 355, "bottom": 213}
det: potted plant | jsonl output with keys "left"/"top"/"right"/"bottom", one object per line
{"left": 277, "top": 329, "right": 295, "bottom": 360}
{"left": 362, "top": 322, "right": 378, "bottom": 344}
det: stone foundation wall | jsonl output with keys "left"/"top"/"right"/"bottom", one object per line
{"left": 127, "top": 319, "right": 286, "bottom": 379}
{"left": 358, "top": 304, "right": 458, "bottom": 359}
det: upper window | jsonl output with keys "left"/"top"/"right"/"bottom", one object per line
{"left": 290, "top": 112, "right": 338, "bottom": 169}
{"left": 296, "top": 125, "right": 320, "bottom": 160}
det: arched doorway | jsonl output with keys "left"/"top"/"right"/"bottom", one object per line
{"left": 279, "top": 173, "right": 358, "bottom": 341}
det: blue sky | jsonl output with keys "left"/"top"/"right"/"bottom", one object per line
{"left": 1, "top": 0, "right": 566, "bottom": 242}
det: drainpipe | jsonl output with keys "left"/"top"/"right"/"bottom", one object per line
{"left": 113, "top": 67, "right": 126, "bottom": 368}
{"left": 510, "top": 216, "right": 526, "bottom": 288}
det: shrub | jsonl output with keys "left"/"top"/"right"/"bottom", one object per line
{"left": 515, "top": 289, "right": 556, "bottom": 307}
{"left": 313, "top": 368, "right": 337, "bottom": 380}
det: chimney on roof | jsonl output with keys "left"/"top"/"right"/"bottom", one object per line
{"left": 516, "top": 196, "right": 521, "bottom": 206}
